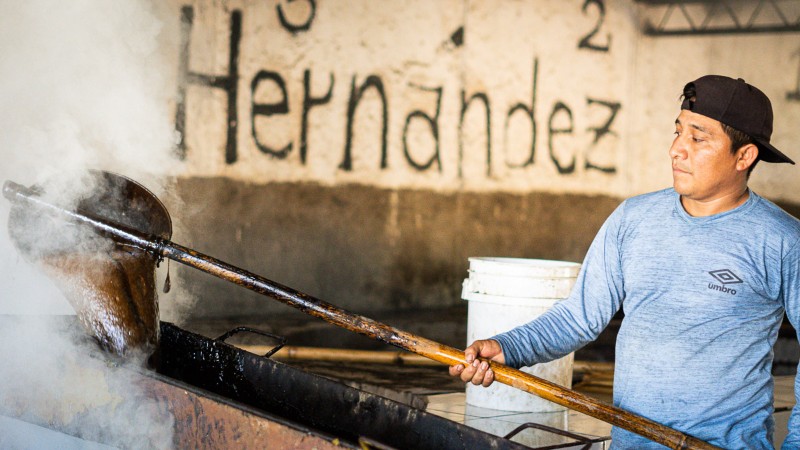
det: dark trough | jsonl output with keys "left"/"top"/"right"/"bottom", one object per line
{"left": 155, "top": 321, "right": 534, "bottom": 449}
{"left": 2, "top": 316, "right": 557, "bottom": 449}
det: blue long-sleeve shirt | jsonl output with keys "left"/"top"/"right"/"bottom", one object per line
{"left": 493, "top": 188, "right": 800, "bottom": 449}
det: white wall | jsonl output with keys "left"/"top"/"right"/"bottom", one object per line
{"left": 173, "top": 0, "right": 800, "bottom": 201}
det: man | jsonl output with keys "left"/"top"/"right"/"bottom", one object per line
{"left": 450, "top": 75, "right": 800, "bottom": 449}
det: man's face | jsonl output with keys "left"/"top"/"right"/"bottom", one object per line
{"left": 669, "top": 109, "right": 740, "bottom": 202}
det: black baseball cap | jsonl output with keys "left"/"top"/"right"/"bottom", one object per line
{"left": 681, "top": 75, "right": 794, "bottom": 164}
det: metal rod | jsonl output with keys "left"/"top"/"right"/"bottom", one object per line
{"left": 2, "top": 180, "right": 721, "bottom": 450}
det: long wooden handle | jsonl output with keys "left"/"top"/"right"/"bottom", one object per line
{"left": 3, "top": 180, "right": 721, "bottom": 450}
{"left": 248, "top": 346, "right": 614, "bottom": 374}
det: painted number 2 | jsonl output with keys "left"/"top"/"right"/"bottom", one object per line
{"left": 578, "top": 0, "right": 610, "bottom": 52}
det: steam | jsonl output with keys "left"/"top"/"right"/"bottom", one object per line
{"left": 0, "top": 0, "right": 186, "bottom": 447}
{"left": 0, "top": 0, "right": 184, "bottom": 312}
{"left": 0, "top": 316, "right": 175, "bottom": 448}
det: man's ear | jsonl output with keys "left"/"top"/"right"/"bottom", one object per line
{"left": 736, "top": 143, "right": 759, "bottom": 172}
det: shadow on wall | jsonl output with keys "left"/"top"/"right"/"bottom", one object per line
{"left": 173, "top": 178, "right": 622, "bottom": 319}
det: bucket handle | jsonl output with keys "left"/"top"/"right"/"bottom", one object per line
{"left": 216, "top": 326, "right": 287, "bottom": 358}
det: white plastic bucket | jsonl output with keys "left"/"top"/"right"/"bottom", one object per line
{"left": 463, "top": 257, "right": 580, "bottom": 412}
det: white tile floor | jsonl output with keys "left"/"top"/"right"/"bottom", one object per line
{"left": 426, "top": 392, "right": 612, "bottom": 449}
{"left": 427, "top": 375, "right": 798, "bottom": 449}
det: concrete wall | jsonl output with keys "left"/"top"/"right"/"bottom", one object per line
{"left": 174, "top": 0, "right": 637, "bottom": 195}
{"left": 174, "top": 178, "right": 621, "bottom": 317}
{"left": 163, "top": 0, "right": 800, "bottom": 319}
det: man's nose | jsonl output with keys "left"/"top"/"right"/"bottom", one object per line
{"left": 669, "top": 138, "right": 687, "bottom": 160}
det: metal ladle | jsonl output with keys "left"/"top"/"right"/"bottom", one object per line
{"left": 5, "top": 171, "right": 170, "bottom": 355}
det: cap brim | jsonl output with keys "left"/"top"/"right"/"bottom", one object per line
{"left": 754, "top": 138, "right": 795, "bottom": 164}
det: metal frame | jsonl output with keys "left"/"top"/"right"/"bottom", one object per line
{"left": 636, "top": 0, "right": 800, "bottom": 35}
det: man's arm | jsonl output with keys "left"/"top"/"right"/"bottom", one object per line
{"left": 492, "top": 204, "right": 627, "bottom": 369}
{"left": 780, "top": 239, "right": 800, "bottom": 449}
{"left": 449, "top": 202, "right": 629, "bottom": 386}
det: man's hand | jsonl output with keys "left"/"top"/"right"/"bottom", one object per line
{"left": 448, "top": 339, "right": 505, "bottom": 387}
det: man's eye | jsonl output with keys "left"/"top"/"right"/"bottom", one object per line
{"left": 692, "top": 137, "right": 704, "bottom": 143}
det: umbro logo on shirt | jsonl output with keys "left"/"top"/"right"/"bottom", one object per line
{"left": 709, "top": 269, "right": 743, "bottom": 284}
{"left": 708, "top": 269, "right": 742, "bottom": 295}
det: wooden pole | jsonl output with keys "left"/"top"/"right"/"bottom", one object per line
{"left": 244, "top": 345, "right": 614, "bottom": 375}
{"left": 249, "top": 345, "right": 441, "bottom": 365}
{"left": 3, "top": 180, "right": 721, "bottom": 450}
